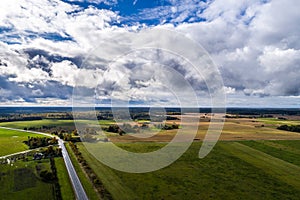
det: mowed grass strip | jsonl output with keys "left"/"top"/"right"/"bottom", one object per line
{"left": 274, "top": 140, "right": 300, "bottom": 150}
{"left": 0, "top": 128, "right": 42, "bottom": 156}
{"left": 55, "top": 157, "right": 76, "bottom": 200}
{"left": 220, "top": 142, "right": 300, "bottom": 189}
{"left": 65, "top": 143, "right": 99, "bottom": 200}
{"left": 76, "top": 142, "right": 137, "bottom": 200}
{"left": 240, "top": 140, "right": 300, "bottom": 166}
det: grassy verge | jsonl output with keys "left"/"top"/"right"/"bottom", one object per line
{"left": 65, "top": 143, "right": 99, "bottom": 200}
{"left": 55, "top": 157, "right": 75, "bottom": 200}
{"left": 77, "top": 143, "right": 137, "bottom": 200}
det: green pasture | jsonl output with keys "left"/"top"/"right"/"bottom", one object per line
{"left": 0, "top": 129, "right": 46, "bottom": 157}
{"left": 76, "top": 140, "right": 300, "bottom": 200}
{"left": 0, "top": 119, "right": 115, "bottom": 130}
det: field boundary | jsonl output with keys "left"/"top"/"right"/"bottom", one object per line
{"left": 220, "top": 142, "right": 300, "bottom": 189}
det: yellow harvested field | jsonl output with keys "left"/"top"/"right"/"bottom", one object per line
{"left": 109, "top": 115, "right": 300, "bottom": 142}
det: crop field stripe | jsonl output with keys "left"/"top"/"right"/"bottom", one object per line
{"left": 255, "top": 140, "right": 300, "bottom": 155}
{"left": 239, "top": 140, "right": 300, "bottom": 167}
{"left": 220, "top": 142, "right": 300, "bottom": 189}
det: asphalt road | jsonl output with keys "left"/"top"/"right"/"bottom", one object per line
{"left": 59, "top": 139, "right": 89, "bottom": 200}
{"left": 0, "top": 126, "right": 89, "bottom": 200}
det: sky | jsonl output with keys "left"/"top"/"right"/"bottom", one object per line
{"left": 0, "top": 0, "right": 299, "bottom": 107}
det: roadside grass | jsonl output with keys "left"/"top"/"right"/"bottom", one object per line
{"left": 76, "top": 142, "right": 137, "bottom": 200}
{"left": 65, "top": 143, "right": 99, "bottom": 200}
{"left": 55, "top": 157, "right": 75, "bottom": 200}
{"left": 77, "top": 141, "right": 300, "bottom": 199}
{"left": 0, "top": 129, "right": 44, "bottom": 156}
{"left": 0, "top": 159, "right": 55, "bottom": 200}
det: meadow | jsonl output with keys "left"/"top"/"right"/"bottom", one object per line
{"left": 0, "top": 119, "right": 76, "bottom": 129}
{"left": 76, "top": 140, "right": 300, "bottom": 200}
{"left": 0, "top": 129, "right": 46, "bottom": 157}
{"left": 0, "top": 119, "right": 115, "bottom": 130}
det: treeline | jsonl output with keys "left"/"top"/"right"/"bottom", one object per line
{"left": 37, "top": 158, "right": 62, "bottom": 199}
{"left": 24, "top": 125, "right": 55, "bottom": 131}
{"left": 103, "top": 123, "right": 138, "bottom": 135}
{"left": 277, "top": 125, "right": 300, "bottom": 133}
{"left": 104, "top": 123, "right": 180, "bottom": 135}
{"left": 24, "top": 136, "right": 58, "bottom": 149}
{"left": 0, "top": 116, "right": 42, "bottom": 122}
{"left": 51, "top": 129, "right": 81, "bottom": 142}
{"left": 155, "top": 123, "right": 179, "bottom": 130}
{"left": 69, "top": 142, "right": 112, "bottom": 199}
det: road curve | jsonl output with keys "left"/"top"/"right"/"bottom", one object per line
{"left": 0, "top": 126, "right": 89, "bottom": 200}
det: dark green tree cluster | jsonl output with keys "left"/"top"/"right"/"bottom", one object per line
{"left": 51, "top": 129, "right": 81, "bottom": 142}
{"left": 103, "top": 123, "right": 138, "bottom": 135}
{"left": 24, "top": 136, "right": 58, "bottom": 149}
{"left": 104, "top": 124, "right": 125, "bottom": 135}
{"left": 38, "top": 158, "right": 62, "bottom": 199}
{"left": 155, "top": 123, "right": 179, "bottom": 130}
{"left": 277, "top": 125, "right": 300, "bottom": 133}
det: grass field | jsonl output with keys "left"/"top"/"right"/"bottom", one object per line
{"left": 2, "top": 117, "right": 300, "bottom": 199}
{"left": 76, "top": 140, "right": 300, "bottom": 200}
{"left": 0, "top": 119, "right": 115, "bottom": 130}
{"left": 0, "top": 159, "right": 55, "bottom": 200}
{"left": 257, "top": 118, "right": 300, "bottom": 125}
{"left": 0, "top": 119, "right": 76, "bottom": 129}
{"left": 0, "top": 129, "right": 46, "bottom": 156}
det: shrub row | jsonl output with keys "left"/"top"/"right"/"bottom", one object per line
{"left": 69, "top": 142, "right": 112, "bottom": 199}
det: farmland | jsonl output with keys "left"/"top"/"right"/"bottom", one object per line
{"left": 0, "top": 128, "right": 47, "bottom": 157}
{"left": 70, "top": 115, "right": 300, "bottom": 199}
{"left": 74, "top": 140, "right": 300, "bottom": 200}
{"left": 0, "top": 158, "right": 56, "bottom": 200}
{"left": 1, "top": 115, "right": 300, "bottom": 199}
